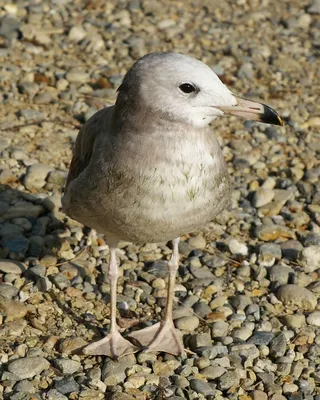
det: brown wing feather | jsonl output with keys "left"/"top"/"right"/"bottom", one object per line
{"left": 65, "top": 107, "right": 111, "bottom": 188}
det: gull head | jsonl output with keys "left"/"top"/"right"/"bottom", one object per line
{"left": 117, "top": 52, "right": 283, "bottom": 128}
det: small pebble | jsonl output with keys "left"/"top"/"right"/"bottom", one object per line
{"left": 307, "top": 311, "right": 320, "bottom": 327}
{"left": 8, "top": 357, "right": 50, "bottom": 380}
{"left": 54, "top": 376, "right": 79, "bottom": 395}
{"left": 175, "top": 315, "right": 199, "bottom": 331}
{"left": 228, "top": 238, "right": 248, "bottom": 256}
{"left": 276, "top": 284, "right": 317, "bottom": 310}
{"left": 190, "top": 379, "right": 214, "bottom": 396}
{"left": 54, "top": 358, "right": 81, "bottom": 374}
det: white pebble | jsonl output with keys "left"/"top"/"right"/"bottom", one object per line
{"left": 228, "top": 238, "right": 248, "bottom": 256}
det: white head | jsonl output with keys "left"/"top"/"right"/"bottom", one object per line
{"left": 117, "top": 52, "right": 283, "bottom": 128}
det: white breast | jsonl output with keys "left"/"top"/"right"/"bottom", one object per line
{"left": 137, "top": 138, "right": 224, "bottom": 222}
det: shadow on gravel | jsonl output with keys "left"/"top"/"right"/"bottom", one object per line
{"left": 0, "top": 184, "right": 105, "bottom": 350}
{"left": 0, "top": 184, "right": 64, "bottom": 261}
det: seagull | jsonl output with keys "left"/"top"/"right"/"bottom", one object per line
{"left": 62, "top": 52, "right": 283, "bottom": 359}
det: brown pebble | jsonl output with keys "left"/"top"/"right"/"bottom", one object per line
{"left": 66, "top": 287, "right": 83, "bottom": 297}
{"left": 60, "top": 337, "right": 87, "bottom": 354}
{"left": 0, "top": 299, "right": 28, "bottom": 322}
{"left": 44, "top": 336, "right": 58, "bottom": 351}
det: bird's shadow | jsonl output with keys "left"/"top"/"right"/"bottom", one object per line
{"left": 0, "top": 184, "right": 104, "bottom": 348}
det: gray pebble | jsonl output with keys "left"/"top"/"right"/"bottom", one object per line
{"left": 102, "top": 354, "right": 135, "bottom": 385}
{"left": 269, "top": 265, "right": 294, "bottom": 289}
{"left": 252, "top": 188, "right": 275, "bottom": 208}
{"left": 34, "top": 91, "right": 52, "bottom": 104}
{"left": 176, "top": 364, "right": 192, "bottom": 377}
{"left": 0, "top": 14, "right": 20, "bottom": 40}
{"left": 237, "top": 62, "right": 254, "bottom": 80}
{"left": 18, "top": 109, "right": 45, "bottom": 121}
{"left": 0, "top": 259, "right": 25, "bottom": 274}
{"left": 47, "top": 389, "right": 68, "bottom": 400}
{"left": 12, "top": 218, "right": 32, "bottom": 232}
{"left": 182, "top": 295, "right": 199, "bottom": 308}
{"left": 194, "top": 357, "right": 210, "bottom": 369}
{"left": 26, "top": 264, "right": 46, "bottom": 279}
{"left": 306, "top": 311, "right": 320, "bottom": 327}
{"left": 189, "top": 264, "right": 215, "bottom": 279}
{"left": 202, "top": 253, "right": 228, "bottom": 268}
{"left": 247, "top": 332, "right": 274, "bottom": 345}
{"left": 1, "top": 201, "right": 44, "bottom": 221}
{"left": 308, "top": 343, "right": 320, "bottom": 361}
{"left": 144, "top": 261, "right": 168, "bottom": 277}
{"left": 282, "top": 314, "right": 306, "bottom": 329}
{"left": 0, "top": 283, "right": 19, "bottom": 299}
{"left": 269, "top": 332, "right": 287, "bottom": 358}
{"left": 171, "top": 374, "right": 190, "bottom": 388}
{"left": 192, "top": 302, "right": 212, "bottom": 318}
{"left": 189, "top": 333, "right": 212, "bottom": 350}
{"left": 280, "top": 240, "right": 303, "bottom": 261}
{"left": 54, "top": 359, "right": 81, "bottom": 374}
{"left": 211, "top": 321, "right": 229, "bottom": 337}
{"left": 276, "top": 284, "right": 317, "bottom": 310}
{"left": 0, "top": 200, "right": 10, "bottom": 215}
{"left": 218, "top": 370, "right": 240, "bottom": 390}
{"left": 175, "top": 315, "right": 199, "bottom": 331}
{"left": 14, "top": 380, "right": 35, "bottom": 393}
{"left": 232, "top": 327, "right": 253, "bottom": 341}
{"left": 47, "top": 169, "right": 68, "bottom": 186}
{"left": 18, "top": 82, "right": 39, "bottom": 96}
{"left": 190, "top": 379, "right": 214, "bottom": 396}
{"left": 51, "top": 273, "right": 71, "bottom": 290}
{"left": 251, "top": 390, "right": 268, "bottom": 400}
{"left": 36, "top": 276, "right": 53, "bottom": 292}
{"left": 230, "top": 344, "right": 260, "bottom": 359}
{"left": 2, "top": 235, "right": 29, "bottom": 260}
{"left": 23, "top": 163, "right": 54, "bottom": 190}
{"left": 298, "top": 245, "right": 320, "bottom": 272}
{"left": 8, "top": 357, "right": 50, "bottom": 380}
{"left": 246, "top": 303, "right": 260, "bottom": 316}
{"left": 54, "top": 376, "right": 79, "bottom": 395}
{"left": 0, "top": 223, "right": 23, "bottom": 236}
{"left": 200, "top": 365, "right": 226, "bottom": 380}
{"left": 195, "top": 346, "right": 219, "bottom": 359}
{"left": 230, "top": 294, "right": 253, "bottom": 311}
{"left": 304, "top": 232, "right": 320, "bottom": 247}
{"left": 308, "top": 0, "right": 320, "bottom": 14}
{"left": 258, "top": 243, "right": 282, "bottom": 266}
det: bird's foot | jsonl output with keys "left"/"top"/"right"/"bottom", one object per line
{"left": 83, "top": 330, "right": 138, "bottom": 359}
{"left": 128, "top": 321, "right": 185, "bottom": 356}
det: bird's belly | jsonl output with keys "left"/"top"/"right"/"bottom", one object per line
{"left": 108, "top": 162, "right": 231, "bottom": 243}
{"left": 71, "top": 141, "right": 231, "bottom": 244}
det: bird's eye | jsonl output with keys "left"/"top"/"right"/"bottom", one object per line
{"left": 179, "top": 83, "right": 196, "bottom": 94}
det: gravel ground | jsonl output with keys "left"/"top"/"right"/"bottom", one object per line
{"left": 0, "top": 0, "right": 320, "bottom": 399}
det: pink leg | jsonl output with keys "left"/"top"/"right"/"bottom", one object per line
{"left": 83, "top": 247, "right": 138, "bottom": 359}
{"left": 128, "top": 238, "right": 184, "bottom": 356}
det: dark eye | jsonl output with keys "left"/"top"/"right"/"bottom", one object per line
{"left": 179, "top": 83, "right": 196, "bottom": 94}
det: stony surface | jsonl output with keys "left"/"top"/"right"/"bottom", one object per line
{"left": 7, "top": 357, "right": 50, "bottom": 380}
{"left": 0, "top": 0, "right": 319, "bottom": 398}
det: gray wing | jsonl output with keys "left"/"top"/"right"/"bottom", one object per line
{"left": 65, "top": 106, "right": 114, "bottom": 190}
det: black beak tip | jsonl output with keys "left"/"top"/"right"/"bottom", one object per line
{"left": 261, "top": 104, "right": 284, "bottom": 126}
